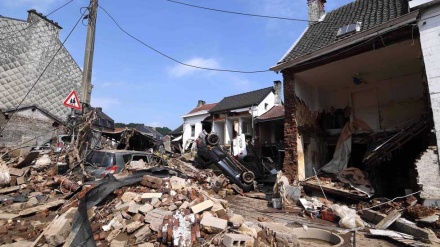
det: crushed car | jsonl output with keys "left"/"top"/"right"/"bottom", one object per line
{"left": 195, "top": 130, "right": 256, "bottom": 192}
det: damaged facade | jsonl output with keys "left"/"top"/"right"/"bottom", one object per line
{"left": 208, "top": 81, "right": 282, "bottom": 148}
{"left": 0, "top": 10, "right": 82, "bottom": 147}
{"left": 272, "top": 0, "right": 440, "bottom": 202}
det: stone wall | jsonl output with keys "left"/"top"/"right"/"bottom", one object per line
{"left": 0, "top": 108, "right": 59, "bottom": 147}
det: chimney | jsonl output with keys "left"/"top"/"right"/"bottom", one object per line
{"left": 95, "top": 107, "right": 102, "bottom": 112}
{"left": 307, "top": 0, "right": 326, "bottom": 25}
{"left": 27, "top": 9, "right": 62, "bottom": 35}
{"left": 273, "top": 81, "right": 282, "bottom": 105}
{"left": 197, "top": 100, "right": 206, "bottom": 107}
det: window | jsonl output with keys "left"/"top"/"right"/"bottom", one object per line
{"left": 190, "top": 125, "right": 195, "bottom": 137}
{"left": 337, "top": 22, "right": 361, "bottom": 37}
{"left": 265, "top": 103, "right": 268, "bottom": 110}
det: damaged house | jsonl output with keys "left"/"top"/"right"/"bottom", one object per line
{"left": 208, "top": 81, "right": 283, "bottom": 153}
{"left": 0, "top": 10, "right": 82, "bottom": 147}
{"left": 272, "top": 0, "right": 440, "bottom": 203}
{"left": 255, "top": 104, "right": 285, "bottom": 166}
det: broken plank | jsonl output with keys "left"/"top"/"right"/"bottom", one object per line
{"left": 8, "top": 168, "right": 26, "bottom": 177}
{"left": 0, "top": 186, "right": 20, "bottom": 194}
{"left": 369, "top": 229, "right": 414, "bottom": 239}
{"left": 376, "top": 209, "right": 402, "bottom": 230}
{"left": 0, "top": 213, "right": 19, "bottom": 219}
{"left": 19, "top": 199, "right": 66, "bottom": 216}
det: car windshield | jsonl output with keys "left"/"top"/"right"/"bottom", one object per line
{"left": 87, "top": 151, "right": 114, "bottom": 167}
{"left": 60, "top": 136, "right": 72, "bottom": 143}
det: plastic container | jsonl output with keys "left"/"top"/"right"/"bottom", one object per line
{"left": 272, "top": 198, "right": 282, "bottom": 209}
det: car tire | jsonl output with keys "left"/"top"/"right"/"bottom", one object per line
{"left": 206, "top": 133, "right": 220, "bottom": 146}
{"left": 241, "top": 171, "right": 255, "bottom": 184}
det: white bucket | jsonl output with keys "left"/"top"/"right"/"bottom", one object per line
{"left": 272, "top": 198, "right": 282, "bottom": 209}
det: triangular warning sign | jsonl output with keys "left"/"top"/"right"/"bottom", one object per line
{"left": 63, "top": 90, "right": 82, "bottom": 110}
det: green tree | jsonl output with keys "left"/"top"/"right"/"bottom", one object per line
{"left": 155, "top": 127, "right": 171, "bottom": 135}
{"left": 114, "top": 122, "right": 126, "bottom": 128}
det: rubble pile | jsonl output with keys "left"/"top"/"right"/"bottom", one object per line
{"left": 0, "top": 147, "right": 270, "bottom": 247}
{"left": 0, "top": 125, "right": 439, "bottom": 247}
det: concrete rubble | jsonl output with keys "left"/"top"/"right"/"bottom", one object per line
{"left": 0, "top": 142, "right": 439, "bottom": 247}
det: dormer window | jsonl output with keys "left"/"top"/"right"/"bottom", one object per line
{"left": 337, "top": 22, "right": 362, "bottom": 37}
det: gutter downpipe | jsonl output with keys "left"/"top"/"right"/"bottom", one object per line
{"left": 270, "top": 11, "right": 419, "bottom": 72}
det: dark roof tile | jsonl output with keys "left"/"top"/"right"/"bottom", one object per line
{"left": 281, "top": 0, "right": 409, "bottom": 63}
{"left": 209, "top": 87, "right": 274, "bottom": 113}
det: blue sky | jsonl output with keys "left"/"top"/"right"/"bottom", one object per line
{"left": 0, "top": 0, "right": 352, "bottom": 130}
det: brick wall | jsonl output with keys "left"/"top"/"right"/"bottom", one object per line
{"left": 419, "top": 4, "right": 440, "bottom": 155}
{"left": 282, "top": 70, "right": 299, "bottom": 182}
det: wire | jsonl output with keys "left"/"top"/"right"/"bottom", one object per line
{"left": 0, "top": 0, "right": 74, "bottom": 41}
{"left": 98, "top": 5, "right": 270, "bottom": 74}
{"left": 164, "top": 0, "right": 329, "bottom": 23}
{"left": 0, "top": 9, "right": 88, "bottom": 136}
{"left": 362, "top": 190, "right": 421, "bottom": 211}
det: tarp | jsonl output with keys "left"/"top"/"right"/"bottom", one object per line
{"left": 320, "top": 119, "right": 372, "bottom": 174}
{"left": 67, "top": 168, "right": 183, "bottom": 247}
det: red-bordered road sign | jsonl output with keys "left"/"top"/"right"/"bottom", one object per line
{"left": 63, "top": 90, "right": 82, "bottom": 110}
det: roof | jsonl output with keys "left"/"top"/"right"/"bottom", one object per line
{"left": 169, "top": 124, "right": 183, "bottom": 135}
{"left": 135, "top": 125, "right": 164, "bottom": 140}
{"left": 280, "top": 0, "right": 409, "bottom": 63}
{"left": 91, "top": 107, "right": 114, "bottom": 122}
{"left": 257, "top": 105, "right": 285, "bottom": 121}
{"left": 210, "top": 87, "right": 274, "bottom": 113}
{"left": 187, "top": 103, "right": 217, "bottom": 115}
{"left": 0, "top": 14, "right": 82, "bottom": 123}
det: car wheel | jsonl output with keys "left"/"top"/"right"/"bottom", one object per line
{"left": 206, "top": 133, "right": 220, "bottom": 146}
{"left": 241, "top": 171, "right": 255, "bottom": 184}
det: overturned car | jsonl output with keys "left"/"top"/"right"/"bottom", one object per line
{"left": 195, "top": 130, "right": 256, "bottom": 192}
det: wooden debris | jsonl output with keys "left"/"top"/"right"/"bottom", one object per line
{"left": 19, "top": 199, "right": 66, "bottom": 216}
{"left": 0, "top": 186, "right": 20, "bottom": 194}
{"left": 376, "top": 209, "right": 402, "bottom": 230}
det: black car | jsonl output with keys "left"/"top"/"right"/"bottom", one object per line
{"left": 195, "top": 130, "right": 255, "bottom": 192}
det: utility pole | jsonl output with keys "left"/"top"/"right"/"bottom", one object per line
{"left": 80, "top": 0, "right": 98, "bottom": 113}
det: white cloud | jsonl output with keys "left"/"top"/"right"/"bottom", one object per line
{"left": 91, "top": 96, "right": 121, "bottom": 109}
{"left": 147, "top": 121, "right": 163, "bottom": 128}
{"left": 168, "top": 57, "right": 220, "bottom": 78}
{"left": 3, "top": 0, "right": 56, "bottom": 12}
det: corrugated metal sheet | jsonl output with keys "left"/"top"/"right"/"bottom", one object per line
{"left": 0, "top": 13, "right": 82, "bottom": 123}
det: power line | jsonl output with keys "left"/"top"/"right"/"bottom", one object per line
{"left": 98, "top": 5, "right": 270, "bottom": 74}
{"left": 164, "top": 0, "right": 328, "bottom": 23}
{"left": 0, "top": 0, "right": 74, "bottom": 41}
{"left": 0, "top": 9, "right": 87, "bottom": 136}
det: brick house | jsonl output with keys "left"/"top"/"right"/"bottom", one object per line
{"left": 271, "top": 0, "right": 440, "bottom": 201}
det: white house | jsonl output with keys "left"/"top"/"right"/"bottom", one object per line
{"left": 181, "top": 100, "right": 217, "bottom": 150}
{"left": 209, "top": 81, "right": 282, "bottom": 146}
